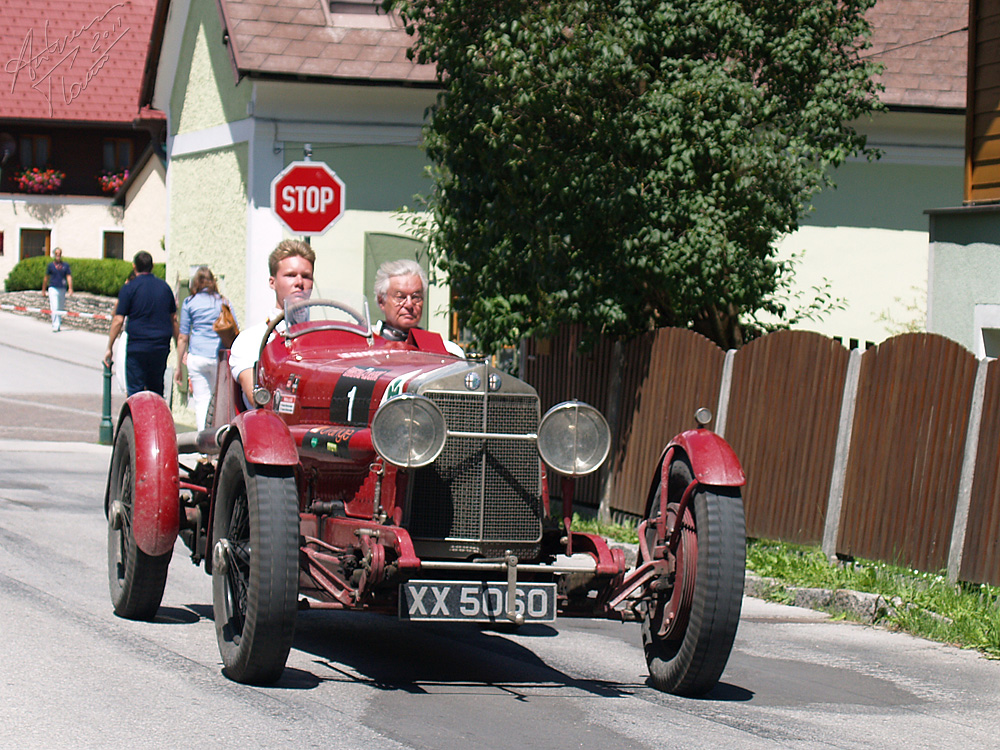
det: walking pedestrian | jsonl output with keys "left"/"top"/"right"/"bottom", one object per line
{"left": 42, "top": 247, "right": 72, "bottom": 332}
{"left": 174, "top": 266, "right": 234, "bottom": 430}
{"left": 103, "top": 251, "right": 178, "bottom": 397}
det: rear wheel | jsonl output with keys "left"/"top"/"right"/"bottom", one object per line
{"left": 212, "top": 444, "right": 299, "bottom": 685}
{"left": 107, "top": 415, "right": 172, "bottom": 620}
{"left": 642, "top": 455, "right": 745, "bottom": 696}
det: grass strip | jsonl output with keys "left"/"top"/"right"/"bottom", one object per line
{"left": 573, "top": 513, "right": 1000, "bottom": 658}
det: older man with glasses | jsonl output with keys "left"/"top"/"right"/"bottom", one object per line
{"left": 373, "top": 259, "right": 463, "bottom": 356}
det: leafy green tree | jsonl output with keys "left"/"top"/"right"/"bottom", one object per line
{"left": 390, "top": 0, "right": 882, "bottom": 350}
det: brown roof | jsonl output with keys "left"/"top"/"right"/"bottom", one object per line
{"left": 0, "top": 0, "right": 161, "bottom": 123}
{"left": 866, "top": 0, "right": 968, "bottom": 110}
{"left": 219, "top": 0, "right": 966, "bottom": 105}
{"left": 219, "top": 0, "right": 436, "bottom": 84}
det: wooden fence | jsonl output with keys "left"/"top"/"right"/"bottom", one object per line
{"left": 522, "top": 326, "right": 1000, "bottom": 587}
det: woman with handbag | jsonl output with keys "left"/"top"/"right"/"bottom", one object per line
{"left": 175, "top": 266, "right": 238, "bottom": 431}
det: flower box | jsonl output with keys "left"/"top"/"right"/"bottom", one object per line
{"left": 97, "top": 169, "right": 129, "bottom": 195}
{"left": 15, "top": 167, "right": 65, "bottom": 194}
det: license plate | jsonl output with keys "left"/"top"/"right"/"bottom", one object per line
{"left": 399, "top": 580, "right": 557, "bottom": 623}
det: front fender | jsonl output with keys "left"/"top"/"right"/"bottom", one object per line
{"left": 229, "top": 409, "right": 299, "bottom": 465}
{"left": 665, "top": 429, "right": 746, "bottom": 487}
{"left": 116, "top": 392, "right": 180, "bottom": 557}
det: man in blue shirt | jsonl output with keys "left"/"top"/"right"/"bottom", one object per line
{"left": 42, "top": 247, "right": 73, "bottom": 332}
{"left": 103, "top": 251, "right": 178, "bottom": 397}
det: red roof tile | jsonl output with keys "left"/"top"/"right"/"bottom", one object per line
{"left": 867, "top": 0, "right": 968, "bottom": 109}
{"left": 0, "top": 0, "right": 159, "bottom": 123}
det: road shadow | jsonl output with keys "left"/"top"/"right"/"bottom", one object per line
{"left": 285, "top": 609, "right": 641, "bottom": 697}
{"left": 686, "top": 680, "right": 754, "bottom": 702}
{"left": 153, "top": 606, "right": 203, "bottom": 625}
{"left": 170, "top": 602, "right": 752, "bottom": 701}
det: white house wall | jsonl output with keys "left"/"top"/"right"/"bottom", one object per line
{"left": 122, "top": 158, "right": 168, "bottom": 260}
{"left": 0, "top": 198, "right": 125, "bottom": 284}
{"left": 775, "top": 110, "right": 963, "bottom": 344}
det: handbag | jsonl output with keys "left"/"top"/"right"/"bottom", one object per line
{"left": 213, "top": 300, "right": 239, "bottom": 348}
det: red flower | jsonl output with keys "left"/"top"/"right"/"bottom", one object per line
{"left": 15, "top": 168, "right": 65, "bottom": 194}
{"left": 97, "top": 169, "right": 129, "bottom": 194}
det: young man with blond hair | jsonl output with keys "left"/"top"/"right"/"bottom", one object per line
{"left": 228, "top": 239, "right": 316, "bottom": 404}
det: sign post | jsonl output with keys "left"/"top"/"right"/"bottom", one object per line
{"left": 270, "top": 161, "right": 346, "bottom": 236}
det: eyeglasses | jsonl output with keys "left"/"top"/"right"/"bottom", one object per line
{"left": 390, "top": 292, "right": 424, "bottom": 305}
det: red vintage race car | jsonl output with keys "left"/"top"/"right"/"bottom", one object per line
{"left": 104, "top": 295, "right": 746, "bottom": 696}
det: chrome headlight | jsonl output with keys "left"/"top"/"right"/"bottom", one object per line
{"left": 371, "top": 394, "right": 447, "bottom": 469}
{"left": 537, "top": 401, "right": 611, "bottom": 477}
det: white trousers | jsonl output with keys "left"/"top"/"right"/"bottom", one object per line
{"left": 47, "top": 287, "right": 66, "bottom": 330}
{"left": 186, "top": 353, "right": 218, "bottom": 431}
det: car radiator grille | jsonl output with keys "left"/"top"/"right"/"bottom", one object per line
{"left": 407, "top": 391, "right": 542, "bottom": 558}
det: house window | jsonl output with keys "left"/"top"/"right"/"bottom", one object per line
{"left": 103, "top": 231, "right": 124, "bottom": 259}
{"left": 0, "top": 231, "right": 4, "bottom": 256}
{"left": 19, "top": 135, "right": 50, "bottom": 168}
{"left": 20, "top": 228, "right": 50, "bottom": 259}
{"left": 329, "top": 0, "right": 378, "bottom": 12}
{"left": 103, "top": 139, "right": 132, "bottom": 173}
{"left": 974, "top": 304, "right": 1000, "bottom": 359}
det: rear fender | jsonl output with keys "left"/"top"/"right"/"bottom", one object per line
{"left": 107, "top": 392, "right": 180, "bottom": 557}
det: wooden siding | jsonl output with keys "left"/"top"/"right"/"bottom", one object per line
{"left": 726, "top": 330, "right": 849, "bottom": 545}
{"left": 838, "top": 334, "right": 977, "bottom": 571}
{"left": 966, "top": 0, "right": 1000, "bottom": 203}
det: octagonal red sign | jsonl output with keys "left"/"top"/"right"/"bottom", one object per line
{"left": 270, "top": 161, "right": 346, "bottom": 236}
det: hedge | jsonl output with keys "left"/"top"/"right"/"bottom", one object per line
{"left": 4, "top": 257, "right": 166, "bottom": 296}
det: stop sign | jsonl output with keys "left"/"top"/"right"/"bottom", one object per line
{"left": 270, "top": 161, "right": 346, "bottom": 236}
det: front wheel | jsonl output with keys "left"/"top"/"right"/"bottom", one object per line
{"left": 641, "top": 456, "right": 745, "bottom": 696}
{"left": 212, "top": 444, "right": 299, "bottom": 685}
{"left": 107, "top": 415, "right": 172, "bottom": 620}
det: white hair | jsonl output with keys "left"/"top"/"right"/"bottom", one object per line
{"left": 374, "top": 259, "right": 428, "bottom": 302}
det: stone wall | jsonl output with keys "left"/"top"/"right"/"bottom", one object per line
{"left": 0, "top": 291, "right": 116, "bottom": 334}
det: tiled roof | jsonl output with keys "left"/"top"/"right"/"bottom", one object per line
{"left": 867, "top": 0, "right": 968, "bottom": 109}
{"left": 220, "top": 0, "right": 436, "bottom": 84}
{"left": 0, "top": 0, "right": 161, "bottom": 123}
{"left": 219, "top": 0, "right": 966, "bottom": 106}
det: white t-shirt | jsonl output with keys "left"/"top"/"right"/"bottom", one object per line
{"left": 228, "top": 307, "right": 284, "bottom": 384}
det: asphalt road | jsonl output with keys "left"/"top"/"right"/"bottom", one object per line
{"left": 0, "top": 310, "right": 127, "bottom": 442}
{"left": 2, "top": 311, "right": 1000, "bottom": 748}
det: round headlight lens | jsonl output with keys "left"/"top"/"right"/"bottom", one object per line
{"left": 371, "top": 394, "right": 447, "bottom": 468}
{"left": 537, "top": 401, "right": 611, "bottom": 477}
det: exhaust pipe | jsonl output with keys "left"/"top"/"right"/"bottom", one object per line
{"left": 176, "top": 425, "right": 229, "bottom": 455}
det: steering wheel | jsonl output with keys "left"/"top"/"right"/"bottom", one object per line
{"left": 308, "top": 299, "right": 366, "bottom": 327}
{"left": 252, "top": 300, "right": 369, "bottom": 400}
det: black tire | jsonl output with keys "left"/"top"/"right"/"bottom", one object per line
{"left": 107, "top": 415, "right": 172, "bottom": 620}
{"left": 641, "top": 455, "right": 745, "bottom": 696}
{"left": 212, "top": 444, "right": 299, "bottom": 685}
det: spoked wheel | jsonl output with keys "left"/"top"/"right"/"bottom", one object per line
{"left": 212, "top": 444, "right": 299, "bottom": 685}
{"left": 641, "top": 454, "right": 745, "bottom": 696}
{"left": 107, "top": 415, "right": 172, "bottom": 620}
